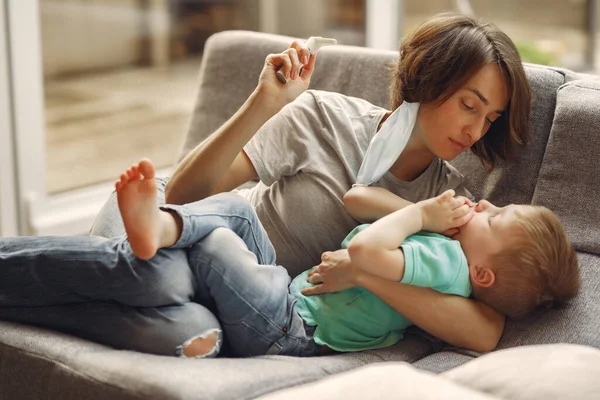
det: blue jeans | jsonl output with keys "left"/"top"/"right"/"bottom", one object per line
{"left": 0, "top": 189, "right": 318, "bottom": 357}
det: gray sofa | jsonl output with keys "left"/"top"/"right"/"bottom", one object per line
{"left": 1, "top": 30, "right": 599, "bottom": 399}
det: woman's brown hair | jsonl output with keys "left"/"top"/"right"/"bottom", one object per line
{"left": 389, "top": 14, "right": 532, "bottom": 170}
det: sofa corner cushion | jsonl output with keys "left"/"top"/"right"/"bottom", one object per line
{"left": 532, "top": 78, "right": 600, "bottom": 254}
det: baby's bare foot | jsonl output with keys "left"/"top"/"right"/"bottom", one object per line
{"left": 116, "top": 159, "right": 160, "bottom": 260}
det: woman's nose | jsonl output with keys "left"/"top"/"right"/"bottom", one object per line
{"left": 465, "top": 118, "right": 487, "bottom": 143}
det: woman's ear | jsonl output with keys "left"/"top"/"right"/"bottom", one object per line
{"left": 469, "top": 265, "right": 495, "bottom": 288}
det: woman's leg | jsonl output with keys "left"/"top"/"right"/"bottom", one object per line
{"left": 90, "top": 178, "right": 168, "bottom": 239}
{"left": 115, "top": 160, "right": 272, "bottom": 264}
{"left": 188, "top": 227, "right": 319, "bottom": 358}
{"left": 0, "top": 235, "right": 195, "bottom": 308}
{"left": 164, "top": 192, "right": 276, "bottom": 265}
{"left": 0, "top": 301, "right": 222, "bottom": 357}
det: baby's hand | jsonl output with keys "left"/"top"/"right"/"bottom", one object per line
{"left": 418, "top": 190, "right": 474, "bottom": 234}
{"left": 455, "top": 196, "right": 475, "bottom": 208}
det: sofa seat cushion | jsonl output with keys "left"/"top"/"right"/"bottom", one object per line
{"left": 411, "top": 350, "right": 476, "bottom": 374}
{"left": 0, "top": 320, "right": 436, "bottom": 400}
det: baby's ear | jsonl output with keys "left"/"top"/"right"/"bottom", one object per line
{"left": 469, "top": 265, "right": 495, "bottom": 288}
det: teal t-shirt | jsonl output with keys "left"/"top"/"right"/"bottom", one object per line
{"left": 289, "top": 224, "right": 472, "bottom": 352}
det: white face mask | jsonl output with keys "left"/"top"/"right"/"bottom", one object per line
{"left": 355, "top": 101, "right": 421, "bottom": 186}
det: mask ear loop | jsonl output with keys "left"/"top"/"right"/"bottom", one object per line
{"left": 355, "top": 102, "right": 420, "bottom": 186}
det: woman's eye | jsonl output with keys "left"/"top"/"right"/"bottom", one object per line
{"left": 463, "top": 102, "right": 474, "bottom": 110}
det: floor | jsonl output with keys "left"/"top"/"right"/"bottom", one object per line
{"left": 44, "top": 56, "right": 201, "bottom": 194}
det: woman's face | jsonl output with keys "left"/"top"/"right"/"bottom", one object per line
{"left": 415, "top": 63, "right": 510, "bottom": 161}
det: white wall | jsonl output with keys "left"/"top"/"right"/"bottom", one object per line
{"left": 41, "top": 0, "right": 144, "bottom": 78}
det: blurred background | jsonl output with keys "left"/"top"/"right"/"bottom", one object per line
{"left": 38, "top": 0, "right": 600, "bottom": 194}
{"left": 1, "top": 0, "right": 599, "bottom": 236}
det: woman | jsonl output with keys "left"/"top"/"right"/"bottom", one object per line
{"left": 164, "top": 13, "right": 530, "bottom": 353}
{"left": 0, "top": 14, "right": 530, "bottom": 356}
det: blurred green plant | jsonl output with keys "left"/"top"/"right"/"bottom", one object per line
{"left": 516, "top": 41, "right": 555, "bottom": 66}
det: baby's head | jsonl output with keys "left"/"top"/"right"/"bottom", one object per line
{"left": 453, "top": 200, "right": 580, "bottom": 319}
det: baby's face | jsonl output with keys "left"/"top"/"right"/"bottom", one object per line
{"left": 452, "top": 201, "right": 531, "bottom": 265}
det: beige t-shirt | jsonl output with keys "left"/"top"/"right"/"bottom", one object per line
{"left": 242, "top": 90, "right": 471, "bottom": 278}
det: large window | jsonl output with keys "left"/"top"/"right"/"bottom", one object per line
{"left": 42, "top": 0, "right": 260, "bottom": 194}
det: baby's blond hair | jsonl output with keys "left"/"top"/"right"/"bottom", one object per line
{"left": 474, "top": 206, "right": 580, "bottom": 319}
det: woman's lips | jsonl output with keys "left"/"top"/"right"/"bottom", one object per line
{"left": 449, "top": 138, "right": 467, "bottom": 152}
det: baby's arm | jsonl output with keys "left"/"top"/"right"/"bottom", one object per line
{"left": 343, "top": 186, "right": 412, "bottom": 223}
{"left": 347, "top": 190, "right": 472, "bottom": 282}
{"left": 346, "top": 202, "right": 421, "bottom": 281}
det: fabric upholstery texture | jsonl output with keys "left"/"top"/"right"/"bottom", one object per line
{"left": 2, "top": 30, "right": 599, "bottom": 399}
{"left": 411, "top": 350, "right": 477, "bottom": 374}
{"left": 0, "top": 322, "right": 433, "bottom": 400}
{"left": 256, "top": 362, "right": 498, "bottom": 400}
{"left": 442, "top": 344, "right": 600, "bottom": 400}
{"left": 532, "top": 78, "right": 600, "bottom": 255}
{"left": 255, "top": 344, "right": 600, "bottom": 400}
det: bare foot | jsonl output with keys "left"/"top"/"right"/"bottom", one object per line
{"left": 115, "top": 159, "right": 161, "bottom": 260}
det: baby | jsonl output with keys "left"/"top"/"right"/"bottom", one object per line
{"left": 293, "top": 189, "right": 581, "bottom": 351}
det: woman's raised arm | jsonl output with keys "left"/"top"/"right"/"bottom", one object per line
{"left": 165, "top": 42, "right": 317, "bottom": 205}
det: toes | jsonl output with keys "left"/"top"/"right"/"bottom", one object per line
{"left": 138, "top": 158, "right": 155, "bottom": 179}
{"left": 131, "top": 165, "right": 141, "bottom": 179}
{"left": 115, "top": 180, "right": 122, "bottom": 191}
{"left": 120, "top": 159, "right": 154, "bottom": 186}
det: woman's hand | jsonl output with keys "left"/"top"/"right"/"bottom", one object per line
{"left": 301, "top": 249, "right": 361, "bottom": 295}
{"left": 257, "top": 40, "right": 316, "bottom": 107}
